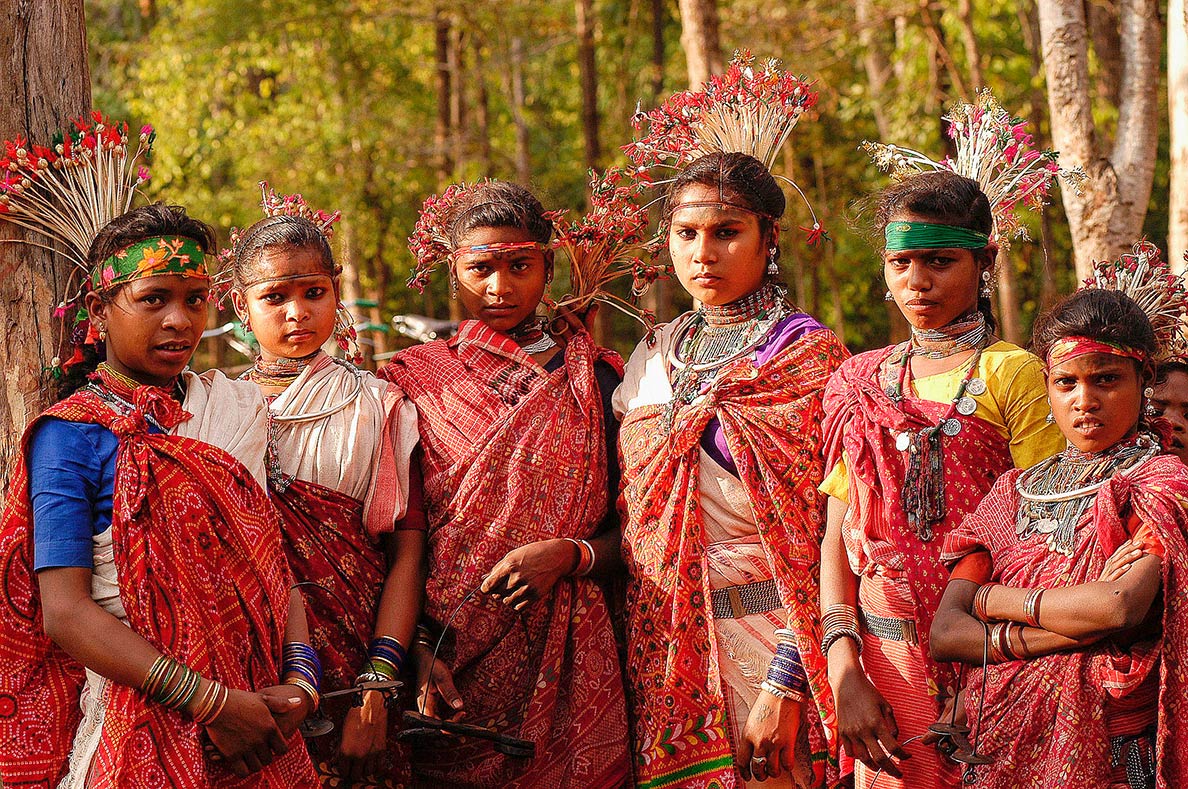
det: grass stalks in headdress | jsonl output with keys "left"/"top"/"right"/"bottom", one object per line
{"left": 862, "top": 90, "right": 1085, "bottom": 250}
{"left": 0, "top": 110, "right": 154, "bottom": 373}
{"left": 549, "top": 168, "right": 665, "bottom": 330}
{"left": 1082, "top": 240, "right": 1188, "bottom": 362}
{"left": 624, "top": 49, "right": 826, "bottom": 245}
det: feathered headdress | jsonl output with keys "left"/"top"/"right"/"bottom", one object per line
{"left": 862, "top": 90, "right": 1085, "bottom": 249}
{"left": 0, "top": 110, "right": 155, "bottom": 372}
{"left": 624, "top": 49, "right": 826, "bottom": 245}
{"left": 215, "top": 182, "right": 360, "bottom": 365}
{"left": 1081, "top": 241, "right": 1188, "bottom": 362}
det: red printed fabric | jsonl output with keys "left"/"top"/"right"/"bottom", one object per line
{"left": 0, "top": 385, "right": 317, "bottom": 788}
{"left": 380, "top": 320, "right": 630, "bottom": 789}
{"left": 272, "top": 478, "right": 408, "bottom": 787}
{"left": 821, "top": 347, "right": 1014, "bottom": 704}
{"left": 618, "top": 328, "right": 849, "bottom": 789}
{"left": 942, "top": 454, "right": 1188, "bottom": 788}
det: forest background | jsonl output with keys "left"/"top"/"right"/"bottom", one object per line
{"left": 1, "top": 0, "right": 1185, "bottom": 471}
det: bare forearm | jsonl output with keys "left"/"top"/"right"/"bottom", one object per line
{"left": 373, "top": 530, "right": 427, "bottom": 650}
{"left": 820, "top": 496, "right": 862, "bottom": 680}
{"left": 284, "top": 588, "right": 310, "bottom": 645}
{"left": 981, "top": 555, "right": 1161, "bottom": 639}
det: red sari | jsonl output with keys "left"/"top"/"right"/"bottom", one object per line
{"left": 619, "top": 327, "right": 849, "bottom": 789}
{"left": 380, "top": 321, "right": 630, "bottom": 789}
{"left": 0, "top": 384, "right": 317, "bottom": 788}
{"left": 942, "top": 454, "right": 1188, "bottom": 788}
{"left": 821, "top": 347, "right": 1015, "bottom": 788}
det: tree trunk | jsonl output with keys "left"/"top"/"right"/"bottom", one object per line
{"left": 0, "top": 0, "right": 91, "bottom": 491}
{"left": 474, "top": 42, "right": 492, "bottom": 174}
{"left": 575, "top": 0, "right": 601, "bottom": 175}
{"left": 955, "top": 0, "right": 985, "bottom": 90}
{"left": 855, "top": 0, "right": 894, "bottom": 139}
{"left": 508, "top": 36, "right": 532, "bottom": 185}
{"left": 676, "top": 0, "right": 723, "bottom": 88}
{"left": 434, "top": 7, "right": 452, "bottom": 183}
{"left": 1037, "top": 0, "right": 1160, "bottom": 279}
{"left": 448, "top": 27, "right": 467, "bottom": 176}
{"left": 1171, "top": 0, "right": 1188, "bottom": 269}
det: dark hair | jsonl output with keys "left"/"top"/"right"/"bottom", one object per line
{"left": 875, "top": 170, "right": 997, "bottom": 331}
{"left": 1156, "top": 359, "right": 1188, "bottom": 387}
{"left": 86, "top": 202, "right": 217, "bottom": 266}
{"left": 664, "top": 151, "right": 787, "bottom": 284}
{"left": 59, "top": 203, "right": 217, "bottom": 400}
{"left": 446, "top": 180, "right": 553, "bottom": 247}
{"left": 1031, "top": 288, "right": 1157, "bottom": 367}
{"left": 232, "top": 215, "right": 336, "bottom": 288}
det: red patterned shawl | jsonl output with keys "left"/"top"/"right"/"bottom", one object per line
{"left": 0, "top": 385, "right": 317, "bottom": 788}
{"left": 820, "top": 347, "right": 1014, "bottom": 697}
{"left": 380, "top": 320, "right": 630, "bottom": 789}
{"left": 942, "top": 454, "right": 1188, "bottom": 788}
{"left": 618, "top": 327, "right": 849, "bottom": 789}
{"left": 272, "top": 479, "right": 408, "bottom": 785}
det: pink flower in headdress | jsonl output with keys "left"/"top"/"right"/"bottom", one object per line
{"left": 136, "top": 166, "right": 151, "bottom": 183}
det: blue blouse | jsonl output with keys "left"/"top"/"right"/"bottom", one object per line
{"left": 28, "top": 418, "right": 120, "bottom": 570}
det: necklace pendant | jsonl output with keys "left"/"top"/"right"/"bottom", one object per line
{"left": 941, "top": 418, "right": 962, "bottom": 437}
{"left": 895, "top": 432, "right": 911, "bottom": 452}
{"left": 966, "top": 377, "right": 987, "bottom": 396}
{"left": 885, "top": 384, "right": 900, "bottom": 399}
{"left": 956, "top": 396, "right": 977, "bottom": 416}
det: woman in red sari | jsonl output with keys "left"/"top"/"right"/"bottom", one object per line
{"left": 380, "top": 180, "right": 630, "bottom": 788}
{"left": 227, "top": 191, "right": 423, "bottom": 787}
{"left": 933, "top": 283, "right": 1188, "bottom": 789}
{"left": 818, "top": 171, "right": 1062, "bottom": 788}
{"left": 0, "top": 203, "right": 319, "bottom": 787}
{"left": 616, "top": 152, "right": 849, "bottom": 789}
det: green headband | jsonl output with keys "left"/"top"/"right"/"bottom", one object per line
{"left": 91, "top": 235, "right": 209, "bottom": 291}
{"left": 884, "top": 221, "right": 990, "bottom": 252}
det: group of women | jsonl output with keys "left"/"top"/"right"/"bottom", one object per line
{"left": 1, "top": 96, "right": 1187, "bottom": 789}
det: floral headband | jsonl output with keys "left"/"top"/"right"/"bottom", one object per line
{"left": 91, "top": 235, "right": 208, "bottom": 291}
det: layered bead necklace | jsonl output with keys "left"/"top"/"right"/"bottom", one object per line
{"left": 244, "top": 351, "right": 321, "bottom": 387}
{"left": 665, "top": 283, "right": 789, "bottom": 429}
{"left": 1015, "top": 432, "right": 1159, "bottom": 556}
{"left": 884, "top": 311, "right": 993, "bottom": 541}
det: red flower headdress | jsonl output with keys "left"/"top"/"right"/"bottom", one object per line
{"left": 863, "top": 90, "right": 1085, "bottom": 250}
{"left": 406, "top": 180, "right": 489, "bottom": 293}
{"left": 1081, "top": 241, "right": 1188, "bottom": 362}
{"left": 549, "top": 168, "right": 666, "bottom": 330}
{"left": 624, "top": 50, "right": 827, "bottom": 246}
{"left": 0, "top": 110, "right": 155, "bottom": 373}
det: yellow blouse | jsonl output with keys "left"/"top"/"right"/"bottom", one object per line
{"left": 820, "top": 341, "right": 1063, "bottom": 503}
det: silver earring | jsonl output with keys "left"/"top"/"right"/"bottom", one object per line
{"left": 1045, "top": 412, "right": 1056, "bottom": 424}
{"left": 767, "top": 247, "right": 779, "bottom": 275}
{"left": 980, "top": 270, "right": 993, "bottom": 299}
{"left": 1144, "top": 386, "right": 1157, "bottom": 417}
{"left": 449, "top": 272, "right": 458, "bottom": 300}
{"left": 884, "top": 290, "right": 893, "bottom": 302}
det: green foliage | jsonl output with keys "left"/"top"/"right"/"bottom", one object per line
{"left": 84, "top": 0, "right": 1172, "bottom": 357}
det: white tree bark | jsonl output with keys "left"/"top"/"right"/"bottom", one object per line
{"left": 1171, "top": 0, "right": 1188, "bottom": 270}
{"left": 1037, "top": 0, "right": 1161, "bottom": 280}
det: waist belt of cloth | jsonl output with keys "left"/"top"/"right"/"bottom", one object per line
{"left": 710, "top": 578, "right": 783, "bottom": 620}
{"left": 861, "top": 609, "right": 918, "bottom": 645}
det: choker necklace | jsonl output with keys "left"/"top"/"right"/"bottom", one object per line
{"left": 665, "top": 283, "right": 788, "bottom": 429}
{"left": 245, "top": 351, "right": 321, "bottom": 387}
{"left": 509, "top": 318, "right": 557, "bottom": 355}
{"left": 910, "top": 312, "right": 989, "bottom": 359}
{"left": 1015, "top": 432, "right": 1158, "bottom": 556}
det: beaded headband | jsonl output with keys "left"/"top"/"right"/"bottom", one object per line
{"left": 451, "top": 240, "right": 547, "bottom": 261}
{"left": 667, "top": 200, "right": 773, "bottom": 222}
{"left": 1046, "top": 336, "right": 1147, "bottom": 369}
{"left": 883, "top": 221, "right": 990, "bottom": 252}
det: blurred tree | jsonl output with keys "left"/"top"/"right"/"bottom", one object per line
{"left": 0, "top": 0, "right": 91, "bottom": 490}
